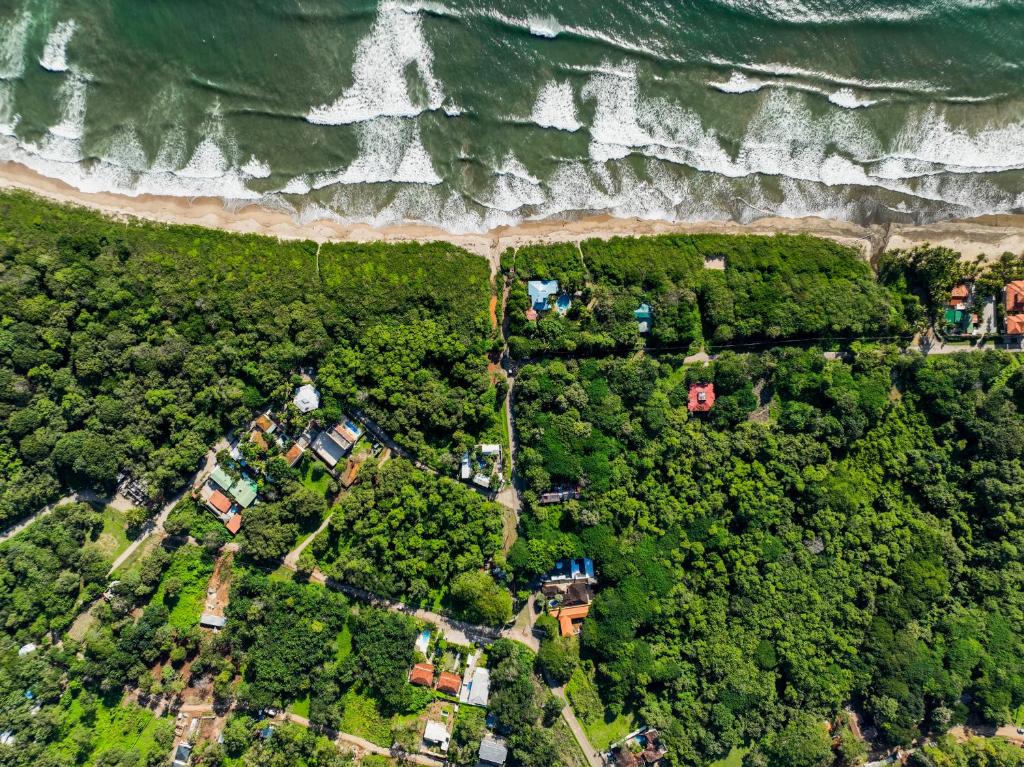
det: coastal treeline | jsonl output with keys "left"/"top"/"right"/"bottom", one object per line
{"left": 0, "top": 191, "right": 496, "bottom": 527}
{"left": 504, "top": 234, "right": 917, "bottom": 358}
{"left": 510, "top": 347, "right": 1024, "bottom": 765}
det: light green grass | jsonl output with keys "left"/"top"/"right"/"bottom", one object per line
{"left": 497, "top": 398, "right": 512, "bottom": 481}
{"left": 268, "top": 564, "right": 296, "bottom": 583}
{"left": 1012, "top": 704, "right": 1024, "bottom": 727}
{"left": 339, "top": 689, "right": 392, "bottom": 747}
{"left": 111, "top": 533, "right": 160, "bottom": 577}
{"left": 287, "top": 694, "right": 311, "bottom": 719}
{"left": 88, "top": 507, "right": 133, "bottom": 560}
{"left": 336, "top": 622, "right": 353, "bottom": 663}
{"left": 708, "top": 746, "right": 748, "bottom": 767}
{"left": 151, "top": 545, "right": 214, "bottom": 629}
{"left": 301, "top": 461, "right": 333, "bottom": 499}
{"left": 45, "top": 692, "right": 173, "bottom": 765}
{"left": 583, "top": 709, "right": 636, "bottom": 752}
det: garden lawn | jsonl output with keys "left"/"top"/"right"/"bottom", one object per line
{"left": 301, "top": 461, "right": 333, "bottom": 500}
{"left": 151, "top": 545, "right": 214, "bottom": 629}
{"left": 338, "top": 689, "right": 392, "bottom": 747}
{"left": 709, "top": 746, "right": 749, "bottom": 767}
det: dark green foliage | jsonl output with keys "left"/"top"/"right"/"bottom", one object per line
{"left": 339, "top": 608, "right": 418, "bottom": 715}
{"left": 226, "top": 571, "right": 348, "bottom": 711}
{"left": 313, "top": 458, "right": 503, "bottom": 603}
{"left": 513, "top": 347, "right": 1024, "bottom": 764}
{"left": 0, "top": 190, "right": 495, "bottom": 527}
{"left": 0, "top": 502, "right": 108, "bottom": 639}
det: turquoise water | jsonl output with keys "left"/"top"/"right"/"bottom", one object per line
{"left": 0, "top": 0, "right": 1022, "bottom": 231}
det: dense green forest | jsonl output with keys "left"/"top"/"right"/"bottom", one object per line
{"left": 510, "top": 347, "right": 1024, "bottom": 765}
{"left": 0, "top": 191, "right": 496, "bottom": 527}
{"left": 504, "top": 235, "right": 917, "bottom": 358}
{"left": 308, "top": 458, "right": 508, "bottom": 619}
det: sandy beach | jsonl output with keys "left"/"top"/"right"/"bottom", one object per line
{"left": 2, "top": 160, "right": 1023, "bottom": 274}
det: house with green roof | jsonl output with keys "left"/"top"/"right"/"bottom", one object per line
{"left": 229, "top": 477, "right": 258, "bottom": 508}
{"left": 209, "top": 466, "right": 233, "bottom": 491}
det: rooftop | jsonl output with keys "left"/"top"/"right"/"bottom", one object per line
{"left": 410, "top": 662, "right": 434, "bottom": 687}
{"left": 254, "top": 413, "right": 276, "bottom": 434}
{"left": 436, "top": 671, "right": 462, "bottom": 696}
{"left": 229, "top": 478, "right": 258, "bottom": 508}
{"left": 688, "top": 382, "right": 715, "bottom": 413}
{"left": 423, "top": 720, "right": 450, "bottom": 751}
{"left": 200, "top": 613, "right": 227, "bottom": 628}
{"left": 209, "top": 466, "right": 233, "bottom": 491}
{"left": 294, "top": 383, "right": 320, "bottom": 413}
{"left": 466, "top": 666, "right": 490, "bottom": 706}
{"left": 285, "top": 443, "right": 304, "bottom": 467}
{"left": 208, "top": 490, "right": 232, "bottom": 515}
{"left": 1007, "top": 281, "right": 1024, "bottom": 313}
{"left": 527, "top": 279, "right": 559, "bottom": 310}
{"left": 479, "top": 735, "right": 509, "bottom": 766}
{"left": 225, "top": 513, "right": 242, "bottom": 535}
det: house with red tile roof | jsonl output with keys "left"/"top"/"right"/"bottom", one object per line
{"left": 208, "top": 490, "right": 232, "bottom": 515}
{"left": 410, "top": 662, "right": 434, "bottom": 687}
{"left": 435, "top": 671, "right": 462, "bottom": 696}
{"left": 688, "top": 382, "right": 715, "bottom": 413}
{"left": 1006, "top": 281, "right": 1024, "bottom": 336}
{"left": 225, "top": 514, "right": 242, "bottom": 535}
{"left": 284, "top": 443, "right": 304, "bottom": 467}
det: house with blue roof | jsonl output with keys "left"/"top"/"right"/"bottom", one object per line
{"left": 635, "top": 303, "right": 653, "bottom": 334}
{"left": 527, "top": 280, "right": 560, "bottom": 311}
{"left": 545, "top": 557, "right": 596, "bottom": 585}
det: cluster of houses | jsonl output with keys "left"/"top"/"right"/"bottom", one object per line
{"left": 407, "top": 628, "right": 507, "bottom": 764}
{"left": 524, "top": 279, "right": 654, "bottom": 335}
{"left": 461, "top": 443, "right": 504, "bottom": 491}
{"left": 194, "top": 379, "right": 376, "bottom": 536}
{"left": 940, "top": 278, "right": 1024, "bottom": 342}
{"left": 542, "top": 557, "right": 598, "bottom": 637}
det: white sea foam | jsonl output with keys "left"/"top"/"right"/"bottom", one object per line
{"left": 709, "top": 72, "right": 764, "bottom": 94}
{"left": 0, "top": 9, "right": 31, "bottom": 80}
{"left": 306, "top": 1, "right": 443, "bottom": 125}
{"left": 530, "top": 80, "right": 581, "bottom": 132}
{"left": 312, "top": 118, "right": 441, "bottom": 186}
{"left": 527, "top": 14, "right": 563, "bottom": 38}
{"left": 0, "top": 82, "right": 19, "bottom": 135}
{"left": 828, "top": 88, "right": 878, "bottom": 109}
{"left": 241, "top": 155, "right": 272, "bottom": 178}
{"left": 39, "top": 20, "right": 76, "bottom": 72}
{"left": 708, "top": 0, "right": 1008, "bottom": 25}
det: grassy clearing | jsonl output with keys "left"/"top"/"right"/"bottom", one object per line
{"left": 87, "top": 507, "right": 133, "bottom": 560}
{"left": 565, "top": 666, "right": 635, "bottom": 750}
{"left": 112, "top": 533, "right": 160, "bottom": 577}
{"left": 553, "top": 718, "right": 590, "bottom": 767}
{"left": 287, "top": 694, "right": 311, "bottom": 719}
{"left": 336, "top": 621, "right": 353, "bottom": 663}
{"left": 583, "top": 709, "right": 636, "bottom": 752}
{"left": 44, "top": 691, "right": 173, "bottom": 764}
{"left": 301, "top": 461, "right": 334, "bottom": 500}
{"left": 708, "top": 746, "right": 748, "bottom": 767}
{"left": 151, "top": 545, "right": 215, "bottom": 629}
{"left": 497, "top": 398, "right": 512, "bottom": 481}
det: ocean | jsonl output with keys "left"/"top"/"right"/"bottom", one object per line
{"left": 0, "top": 0, "right": 1022, "bottom": 232}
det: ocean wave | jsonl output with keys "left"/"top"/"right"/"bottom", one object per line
{"left": 39, "top": 20, "right": 76, "bottom": 73}
{"left": 306, "top": 0, "right": 444, "bottom": 125}
{"left": 527, "top": 14, "right": 564, "bottom": 38}
{"left": 705, "top": 0, "right": 1012, "bottom": 25}
{"left": 310, "top": 118, "right": 441, "bottom": 187}
{"left": 0, "top": 82, "right": 19, "bottom": 135}
{"left": 530, "top": 80, "right": 582, "bottom": 132}
{"left": 0, "top": 9, "right": 31, "bottom": 81}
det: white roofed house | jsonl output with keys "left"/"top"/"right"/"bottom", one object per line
{"left": 422, "top": 720, "right": 451, "bottom": 753}
{"left": 293, "top": 384, "right": 320, "bottom": 413}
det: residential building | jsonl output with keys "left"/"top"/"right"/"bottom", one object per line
{"left": 538, "top": 486, "right": 582, "bottom": 504}
{"left": 1006, "top": 281, "right": 1024, "bottom": 336}
{"left": 207, "top": 490, "right": 232, "bottom": 516}
{"left": 209, "top": 467, "right": 233, "bottom": 492}
{"left": 608, "top": 728, "right": 668, "bottom": 767}
{"left": 225, "top": 514, "right": 242, "bottom": 535}
{"left": 228, "top": 478, "right": 258, "bottom": 508}
{"left": 465, "top": 667, "right": 490, "bottom": 707}
{"left": 436, "top": 671, "right": 462, "bottom": 696}
{"left": 688, "top": 382, "right": 715, "bottom": 413}
{"left": 340, "top": 458, "right": 364, "bottom": 488}
{"left": 478, "top": 735, "right": 509, "bottom": 767}
{"left": 527, "top": 280, "right": 559, "bottom": 311}
{"left": 312, "top": 419, "right": 364, "bottom": 469}
{"left": 423, "top": 720, "right": 451, "bottom": 752}
{"left": 544, "top": 557, "right": 597, "bottom": 586}
{"left": 410, "top": 662, "right": 434, "bottom": 687}
{"left": 635, "top": 303, "right": 653, "bottom": 334}
{"left": 254, "top": 413, "right": 277, "bottom": 434}
{"left": 250, "top": 430, "right": 269, "bottom": 451}
{"left": 284, "top": 443, "right": 304, "bottom": 467}
{"left": 172, "top": 743, "right": 191, "bottom": 767}
{"left": 293, "top": 383, "right": 320, "bottom": 413}
{"left": 200, "top": 614, "right": 227, "bottom": 629}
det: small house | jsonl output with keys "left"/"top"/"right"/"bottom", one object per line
{"left": 635, "top": 303, "right": 653, "bottom": 334}
{"left": 172, "top": 743, "right": 191, "bottom": 767}
{"left": 609, "top": 728, "right": 668, "bottom": 767}
{"left": 545, "top": 558, "right": 597, "bottom": 586}
{"left": 229, "top": 478, "right": 258, "bottom": 508}
{"left": 225, "top": 513, "right": 242, "bottom": 535}
{"left": 200, "top": 613, "right": 226, "bottom": 630}
{"left": 688, "top": 383, "right": 715, "bottom": 413}
{"left": 254, "top": 413, "right": 277, "bottom": 434}
{"left": 553, "top": 603, "right": 591, "bottom": 637}
{"left": 209, "top": 466, "right": 233, "bottom": 492}
{"left": 0, "top": 732, "right": 14, "bottom": 747}
{"left": 1006, "top": 281, "right": 1024, "bottom": 335}
{"left": 465, "top": 667, "right": 490, "bottom": 707}
{"left": 436, "top": 671, "right": 462, "bottom": 696}
{"left": 293, "top": 384, "right": 320, "bottom": 413}
{"left": 410, "top": 662, "right": 435, "bottom": 687}
{"left": 949, "top": 282, "right": 971, "bottom": 309}
{"left": 527, "top": 280, "right": 560, "bottom": 311}
{"left": 423, "top": 720, "right": 451, "bottom": 752}
{"left": 478, "top": 735, "right": 509, "bottom": 767}
{"left": 284, "top": 443, "right": 304, "bottom": 467}
{"left": 207, "top": 490, "right": 232, "bottom": 516}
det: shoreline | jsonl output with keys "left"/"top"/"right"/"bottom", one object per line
{"left": 3, "top": 160, "right": 1024, "bottom": 274}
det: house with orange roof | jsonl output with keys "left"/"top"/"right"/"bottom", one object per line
{"left": 435, "top": 671, "right": 462, "bottom": 696}
{"left": 254, "top": 413, "right": 277, "bottom": 434}
{"left": 688, "top": 382, "right": 715, "bottom": 413}
{"left": 410, "top": 663, "right": 434, "bottom": 687}
{"left": 225, "top": 514, "right": 242, "bottom": 535}
{"left": 207, "top": 490, "right": 232, "bottom": 516}
{"left": 284, "top": 443, "right": 304, "bottom": 467}
{"left": 1006, "top": 281, "right": 1024, "bottom": 338}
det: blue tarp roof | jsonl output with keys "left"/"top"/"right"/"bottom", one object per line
{"left": 528, "top": 280, "right": 559, "bottom": 310}
{"left": 635, "top": 303, "right": 652, "bottom": 320}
